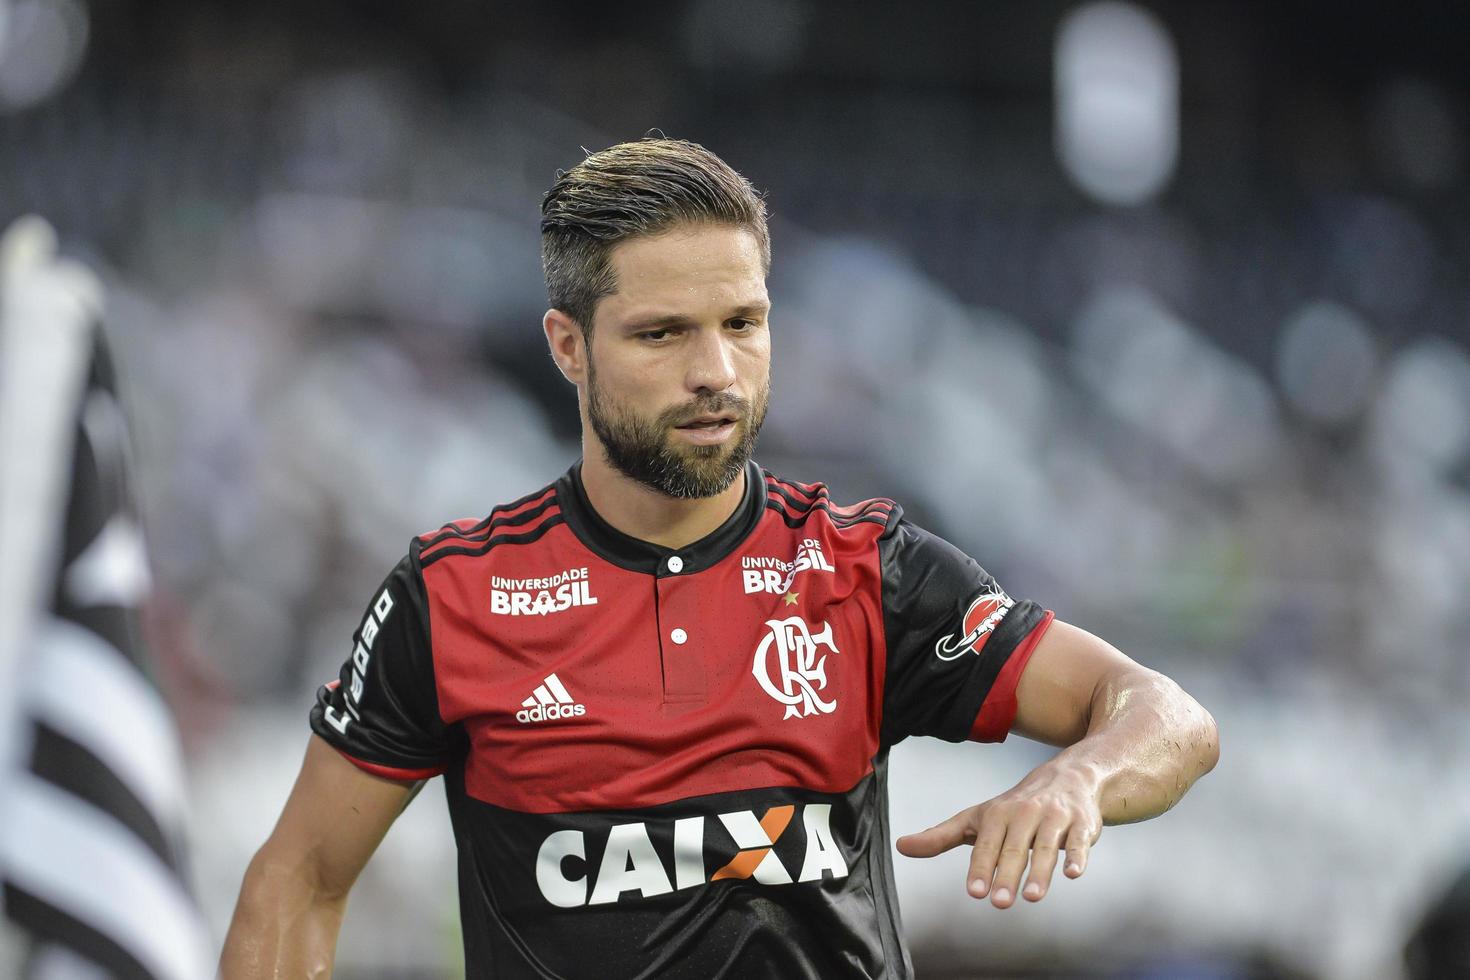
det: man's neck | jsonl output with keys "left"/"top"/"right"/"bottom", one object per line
{"left": 578, "top": 447, "right": 747, "bottom": 551}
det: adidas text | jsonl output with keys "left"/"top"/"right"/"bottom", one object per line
{"left": 517, "top": 702, "right": 586, "bottom": 723}
{"left": 517, "top": 673, "right": 586, "bottom": 724}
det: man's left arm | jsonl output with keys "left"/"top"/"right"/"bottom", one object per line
{"left": 895, "top": 620, "right": 1220, "bottom": 908}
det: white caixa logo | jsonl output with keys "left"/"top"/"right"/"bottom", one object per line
{"left": 752, "top": 617, "right": 839, "bottom": 720}
{"left": 491, "top": 567, "right": 598, "bottom": 616}
{"left": 742, "top": 538, "right": 835, "bottom": 594}
{"left": 534, "top": 803, "right": 849, "bottom": 908}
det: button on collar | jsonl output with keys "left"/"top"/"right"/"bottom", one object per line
{"left": 666, "top": 555, "right": 684, "bottom": 574}
{"left": 556, "top": 460, "right": 767, "bottom": 575}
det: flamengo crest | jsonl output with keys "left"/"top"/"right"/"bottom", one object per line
{"left": 752, "top": 617, "right": 839, "bottom": 719}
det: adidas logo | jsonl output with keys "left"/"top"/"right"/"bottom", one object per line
{"left": 516, "top": 673, "right": 587, "bottom": 723}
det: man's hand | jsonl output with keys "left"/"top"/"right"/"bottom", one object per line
{"left": 895, "top": 759, "right": 1103, "bottom": 908}
{"left": 895, "top": 620, "right": 1219, "bottom": 910}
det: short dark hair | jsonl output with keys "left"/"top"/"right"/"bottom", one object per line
{"left": 540, "top": 138, "right": 770, "bottom": 336}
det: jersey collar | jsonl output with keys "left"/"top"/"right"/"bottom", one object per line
{"left": 556, "top": 459, "right": 767, "bottom": 576}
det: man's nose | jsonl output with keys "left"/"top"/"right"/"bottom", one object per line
{"left": 685, "top": 329, "right": 737, "bottom": 394}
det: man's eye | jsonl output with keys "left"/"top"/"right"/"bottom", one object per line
{"left": 641, "top": 329, "right": 671, "bottom": 342}
{"left": 728, "top": 319, "right": 755, "bottom": 331}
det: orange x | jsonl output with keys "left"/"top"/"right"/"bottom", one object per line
{"left": 710, "top": 806, "right": 795, "bottom": 881}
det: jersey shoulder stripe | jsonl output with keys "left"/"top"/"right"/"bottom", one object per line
{"left": 774, "top": 478, "right": 887, "bottom": 515}
{"left": 767, "top": 479, "right": 895, "bottom": 521}
{"left": 420, "top": 512, "right": 565, "bottom": 566}
{"left": 765, "top": 501, "right": 891, "bottom": 531}
{"left": 418, "top": 483, "right": 563, "bottom": 566}
{"left": 762, "top": 473, "right": 896, "bottom": 531}
{"left": 418, "top": 484, "right": 558, "bottom": 554}
{"left": 764, "top": 487, "right": 893, "bottom": 528}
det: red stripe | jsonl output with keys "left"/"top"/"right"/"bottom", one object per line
{"left": 495, "top": 486, "right": 558, "bottom": 521}
{"left": 764, "top": 478, "right": 893, "bottom": 521}
{"left": 765, "top": 476, "right": 822, "bottom": 499}
{"left": 420, "top": 501, "right": 562, "bottom": 560}
{"left": 418, "top": 487, "right": 559, "bottom": 553}
{"left": 764, "top": 479, "right": 894, "bottom": 517}
{"left": 970, "top": 611, "right": 1056, "bottom": 743}
{"left": 418, "top": 516, "right": 486, "bottom": 546}
{"left": 767, "top": 496, "right": 893, "bottom": 524}
{"left": 334, "top": 747, "right": 444, "bottom": 782}
{"left": 764, "top": 507, "right": 891, "bottom": 534}
{"left": 831, "top": 500, "right": 893, "bottom": 519}
{"left": 765, "top": 478, "right": 828, "bottom": 506}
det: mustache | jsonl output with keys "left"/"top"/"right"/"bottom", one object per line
{"left": 661, "top": 393, "right": 752, "bottom": 427}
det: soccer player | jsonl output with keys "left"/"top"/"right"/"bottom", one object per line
{"left": 221, "top": 139, "right": 1219, "bottom": 978}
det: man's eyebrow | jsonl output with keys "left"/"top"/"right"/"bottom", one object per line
{"left": 621, "top": 312, "right": 696, "bottom": 332}
{"left": 727, "top": 302, "right": 771, "bottom": 320}
{"left": 620, "top": 303, "right": 770, "bottom": 332}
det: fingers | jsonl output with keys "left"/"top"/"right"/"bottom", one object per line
{"left": 962, "top": 806, "right": 1012, "bottom": 902}
{"left": 900, "top": 795, "right": 1103, "bottom": 908}
{"left": 1020, "top": 819, "right": 1068, "bottom": 902}
{"left": 976, "top": 811, "right": 1044, "bottom": 908}
{"left": 965, "top": 808, "right": 1097, "bottom": 908}
{"left": 894, "top": 806, "right": 978, "bottom": 858}
{"left": 1063, "top": 819, "right": 1100, "bottom": 879}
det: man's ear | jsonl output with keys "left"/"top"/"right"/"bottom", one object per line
{"left": 544, "top": 308, "right": 588, "bottom": 385}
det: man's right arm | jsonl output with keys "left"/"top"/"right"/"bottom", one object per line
{"left": 220, "top": 735, "right": 420, "bottom": 979}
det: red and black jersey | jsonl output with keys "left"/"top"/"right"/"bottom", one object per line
{"left": 311, "top": 460, "right": 1054, "bottom": 979}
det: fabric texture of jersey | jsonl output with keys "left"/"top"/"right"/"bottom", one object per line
{"left": 311, "top": 460, "right": 1054, "bottom": 979}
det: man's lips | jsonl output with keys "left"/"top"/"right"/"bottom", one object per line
{"left": 671, "top": 414, "right": 740, "bottom": 445}
{"left": 675, "top": 415, "right": 738, "bottom": 429}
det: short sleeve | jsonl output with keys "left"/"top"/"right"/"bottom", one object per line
{"left": 309, "top": 543, "right": 453, "bottom": 780}
{"left": 878, "top": 518, "right": 1054, "bottom": 748}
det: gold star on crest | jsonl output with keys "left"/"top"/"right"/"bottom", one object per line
{"left": 782, "top": 591, "right": 800, "bottom": 606}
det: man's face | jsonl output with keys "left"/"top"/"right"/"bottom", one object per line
{"left": 584, "top": 223, "right": 771, "bottom": 499}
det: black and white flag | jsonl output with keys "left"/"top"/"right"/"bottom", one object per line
{"left": 0, "top": 217, "right": 211, "bottom": 979}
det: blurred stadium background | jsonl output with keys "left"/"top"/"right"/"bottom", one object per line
{"left": 3, "top": 0, "right": 1469, "bottom": 977}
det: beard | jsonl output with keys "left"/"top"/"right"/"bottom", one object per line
{"left": 587, "top": 360, "right": 769, "bottom": 499}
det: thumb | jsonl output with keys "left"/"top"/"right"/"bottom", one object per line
{"left": 895, "top": 807, "right": 977, "bottom": 858}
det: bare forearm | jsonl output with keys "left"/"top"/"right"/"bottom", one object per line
{"left": 220, "top": 852, "right": 348, "bottom": 979}
{"left": 1054, "top": 668, "right": 1219, "bottom": 826}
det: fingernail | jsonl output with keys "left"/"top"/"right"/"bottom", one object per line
{"left": 1066, "top": 862, "right": 1081, "bottom": 875}
{"left": 1024, "top": 882, "right": 1041, "bottom": 899}
{"left": 969, "top": 879, "right": 988, "bottom": 898}
{"left": 993, "top": 887, "right": 1011, "bottom": 905}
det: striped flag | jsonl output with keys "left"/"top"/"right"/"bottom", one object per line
{"left": 0, "top": 217, "right": 211, "bottom": 979}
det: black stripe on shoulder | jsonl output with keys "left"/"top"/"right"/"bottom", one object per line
{"left": 29, "top": 723, "right": 178, "bottom": 871}
{"left": 830, "top": 506, "right": 894, "bottom": 528}
{"left": 764, "top": 479, "right": 819, "bottom": 513}
{"left": 420, "top": 519, "right": 491, "bottom": 551}
{"left": 765, "top": 481, "right": 893, "bottom": 522}
{"left": 2, "top": 884, "right": 155, "bottom": 980}
{"left": 764, "top": 476, "right": 891, "bottom": 513}
{"left": 503, "top": 481, "right": 562, "bottom": 514}
{"left": 764, "top": 499, "right": 891, "bottom": 531}
{"left": 765, "top": 475, "right": 822, "bottom": 500}
{"left": 824, "top": 497, "right": 894, "bottom": 519}
{"left": 419, "top": 514, "right": 567, "bottom": 566}
{"left": 419, "top": 484, "right": 558, "bottom": 546}
{"left": 419, "top": 491, "right": 560, "bottom": 554}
